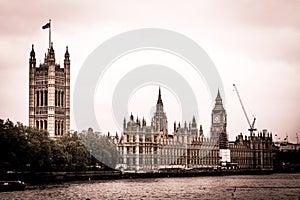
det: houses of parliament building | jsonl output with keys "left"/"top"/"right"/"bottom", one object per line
{"left": 112, "top": 88, "right": 273, "bottom": 172}
{"left": 28, "top": 42, "right": 273, "bottom": 171}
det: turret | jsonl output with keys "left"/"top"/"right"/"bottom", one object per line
{"left": 29, "top": 44, "right": 36, "bottom": 68}
{"left": 142, "top": 117, "right": 146, "bottom": 127}
{"left": 47, "top": 42, "right": 55, "bottom": 65}
{"left": 192, "top": 116, "right": 197, "bottom": 128}
{"left": 130, "top": 113, "right": 134, "bottom": 121}
{"left": 199, "top": 125, "right": 203, "bottom": 135}
{"left": 28, "top": 44, "right": 36, "bottom": 127}
{"left": 64, "top": 45, "right": 70, "bottom": 134}
{"left": 174, "top": 121, "right": 176, "bottom": 131}
{"left": 64, "top": 46, "right": 70, "bottom": 67}
{"left": 123, "top": 118, "right": 126, "bottom": 129}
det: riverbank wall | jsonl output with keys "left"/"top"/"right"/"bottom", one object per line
{"left": 0, "top": 169, "right": 275, "bottom": 185}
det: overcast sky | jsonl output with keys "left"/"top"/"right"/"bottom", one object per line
{"left": 0, "top": 0, "right": 299, "bottom": 142}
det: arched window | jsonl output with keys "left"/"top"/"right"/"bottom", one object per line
{"left": 40, "top": 120, "right": 43, "bottom": 129}
{"left": 44, "top": 120, "right": 47, "bottom": 130}
{"left": 58, "top": 91, "right": 60, "bottom": 107}
{"left": 58, "top": 121, "right": 60, "bottom": 135}
{"left": 45, "top": 91, "right": 48, "bottom": 106}
{"left": 55, "top": 120, "right": 57, "bottom": 135}
{"left": 36, "top": 91, "right": 39, "bottom": 107}
{"left": 61, "top": 121, "right": 64, "bottom": 135}
{"left": 36, "top": 120, "right": 39, "bottom": 128}
{"left": 61, "top": 92, "right": 64, "bottom": 107}
{"left": 40, "top": 91, "right": 43, "bottom": 106}
{"left": 55, "top": 91, "right": 57, "bottom": 106}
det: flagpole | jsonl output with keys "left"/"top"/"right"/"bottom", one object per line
{"left": 49, "top": 19, "right": 51, "bottom": 48}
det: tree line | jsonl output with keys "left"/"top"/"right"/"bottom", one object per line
{"left": 0, "top": 119, "right": 115, "bottom": 172}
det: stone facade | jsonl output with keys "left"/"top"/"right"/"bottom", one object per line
{"left": 229, "top": 130, "right": 273, "bottom": 170}
{"left": 28, "top": 43, "right": 70, "bottom": 137}
{"left": 115, "top": 88, "right": 225, "bottom": 172}
{"left": 111, "top": 88, "right": 273, "bottom": 172}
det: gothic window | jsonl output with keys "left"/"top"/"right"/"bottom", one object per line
{"left": 61, "top": 92, "right": 64, "bottom": 107}
{"left": 139, "top": 157, "right": 143, "bottom": 165}
{"left": 58, "top": 121, "right": 60, "bottom": 135}
{"left": 55, "top": 120, "right": 57, "bottom": 135}
{"left": 139, "top": 147, "right": 143, "bottom": 154}
{"left": 36, "top": 91, "right": 39, "bottom": 107}
{"left": 57, "top": 91, "right": 60, "bottom": 107}
{"left": 44, "top": 120, "right": 47, "bottom": 130}
{"left": 133, "top": 158, "right": 136, "bottom": 165}
{"left": 40, "top": 91, "right": 43, "bottom": 106}
{"left": 45, "top": 91, "right": 48, "bottom": 106}
{"left": 55, "top": 91, "right": 57, "bottom": 106}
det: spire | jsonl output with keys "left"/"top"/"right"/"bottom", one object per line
{"left": 215, "top": 89, "right": 222, "bottom": 104}
{"left": 199, "top": 125, "right": 203, "bottom": 135}
{"left": 64, "top": 46, "right": 70, "bottom": 59}
{"left": 142, "top": 117, "right": 146, "bottom": 127}
{"left": 49, "top": 42, "right": 55, "bottom": 57}
{"left": 192, "top": 115, "right": 197, "bottom": 128}
{"left": 29, "top": 44, "right": 36, "bottom": 67}
{"left": 47, "top": 42, "right": 55, "bottom": 64}
{"left": 130, "top": 112, "right": 134, "bottom": 121}
{"left": 192, "top": 116, "right": 196, "bottom": 123}
{"left": 157, "top": 87, "right": 163, "bottom": 105}
{"left": 30, "top": 44, "right": 35, "bottom": 58}
{"left": 123, "top": 117, "right": 126, "bottom": 128}
{"left": 213, "top": 89, "right": 224, "bottom": 110}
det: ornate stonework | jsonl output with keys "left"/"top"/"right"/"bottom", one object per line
{"left": 28, "top": 43, "right": 70, "bottom": 137}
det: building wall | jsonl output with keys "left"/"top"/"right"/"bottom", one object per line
{"left": 112, "top": 88, "right": 274, "bottom": 172}
{"left": 229, "top": 131, "right": 273, "bottom": 170}
{"left": 115, "top": 89, "right": 224, "bottom": 172}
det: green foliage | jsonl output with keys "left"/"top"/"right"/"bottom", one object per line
{"left": 0, "top": 119, "right": 91, "bottom": 172}
{"left": 80, "top": 130, "right": 120, "bottom": 169}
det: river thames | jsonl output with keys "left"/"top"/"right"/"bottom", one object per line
{"left": 1, "top": 173, "right": 300, "bottom": 199}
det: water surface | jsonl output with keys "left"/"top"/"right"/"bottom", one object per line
{"left": 1, "top": 173, "right": 300, "bottom": 199}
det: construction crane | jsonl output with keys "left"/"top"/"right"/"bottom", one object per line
{"left": 233, "top": 84, "right": 257, "bottom": 135}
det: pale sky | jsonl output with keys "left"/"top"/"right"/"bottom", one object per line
{"left": 0, "top": 0, "right": 299, "bottom": 142}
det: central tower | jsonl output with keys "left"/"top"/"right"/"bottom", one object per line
{"left": 151, "top": 87, "right": 168, "bottom": 134}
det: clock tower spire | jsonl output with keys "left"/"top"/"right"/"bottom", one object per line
{"left": 211, "top": 89, "right": 227, "bottom": 142}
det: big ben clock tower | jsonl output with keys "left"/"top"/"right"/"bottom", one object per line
{"left": 211, "top": 90, "right": 227, "bottom": 140}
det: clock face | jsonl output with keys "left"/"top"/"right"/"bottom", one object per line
{"left": 214, "top": 116, "right": 220, "bottom": 123}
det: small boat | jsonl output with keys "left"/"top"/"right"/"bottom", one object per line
{"left": 0, "top": 181, "right": 26, "bottom": 192}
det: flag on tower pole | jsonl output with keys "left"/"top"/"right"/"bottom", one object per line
{"left": 42, "top": 22, "right": 50, "bottom": 29}
{"left": 42, "top": 19, "right": 51, "bottom": 48}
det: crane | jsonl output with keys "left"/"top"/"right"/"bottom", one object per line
{"left": 233, "top": 84, "right": 257, "bottom": 136}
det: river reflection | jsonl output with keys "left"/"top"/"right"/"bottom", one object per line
{"left": 1, "top": 173, "right": 300, "bottom": 199}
